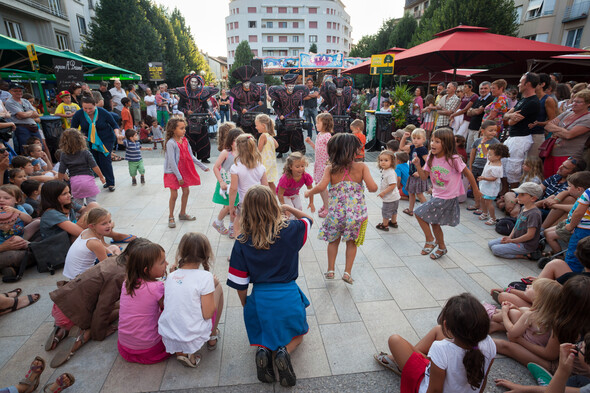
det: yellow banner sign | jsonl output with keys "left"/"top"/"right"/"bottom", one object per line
{"left": 27, "top": 44, "right": 40, "bottom": 71}
{"left": 370, "top": 54, "right": 395, "bottom": 75}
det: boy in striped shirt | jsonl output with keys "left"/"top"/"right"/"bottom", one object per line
{"left": 124, "top": 129, "right": 152, "bottom": 185}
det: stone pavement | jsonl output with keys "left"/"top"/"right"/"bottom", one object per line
{"left": 0, "top": 142, "right": 538, "bottom": 392}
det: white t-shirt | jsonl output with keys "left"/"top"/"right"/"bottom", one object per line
{"left": 109, "top": 87, "right": 126, "bottom": 111}
{"left": 380, "top": 168, "right": 400, "bottom": 202}
{"left": 230, "top": 161, "right": 266, "bottom": 201}
{"left": 158, "top": 268, "right": 215, "bottom": 354}
{"left": 419, "top": 336, "right": 496, "bottom": 393}
{"left": 144, "top": 94, "right": 157, "bottom": 119}
{"left": 479, "top": 162, "right": 503, "bottom": 198}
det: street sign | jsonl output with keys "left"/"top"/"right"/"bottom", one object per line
{"left": 370, "top": 54, "right": 395, "bottom": 75}
{"left": 27, "top": 44, "right": 40, "bottom": 71}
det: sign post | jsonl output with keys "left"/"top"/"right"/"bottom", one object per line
{"left": 27, "top": 44, "right": 49, "bottom": 115}
{"left": 370, "top": 54, "right": 395, "bottom": 111}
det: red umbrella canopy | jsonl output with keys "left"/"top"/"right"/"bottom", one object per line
{"left": 394, "top": 25, "right": 585, "bottom": 73}
{"left": 409, "top": 68, "right": 487, "bottom": 84}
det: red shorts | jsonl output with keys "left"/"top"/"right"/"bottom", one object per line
{"left": 401, "top": 352, "right": 430, "bottom": 393}
{"left": 52, "top": 304, "right": 75, "bottom": 330}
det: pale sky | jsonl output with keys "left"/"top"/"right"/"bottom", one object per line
{"left": 155, "top": 0, "right": 405, "bottom": 58}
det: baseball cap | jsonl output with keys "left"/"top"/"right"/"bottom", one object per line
{"left": 512, "top": 182, "right": 543, "bottom": 200}
{"left": 391, "top": 129, "right": 405, "bottom": 139}
{"left": 9, "top": 83, "right": 24, "bottom": 90}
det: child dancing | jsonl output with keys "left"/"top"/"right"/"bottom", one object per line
{"left": 305, "top": 113, "right": 333, "bottom": 217}
{"left": 276, "top": 152, "right": 314, "bottom": 217}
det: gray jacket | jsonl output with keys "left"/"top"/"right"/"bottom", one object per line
{"left": 164, "top": 137, "right": 207, "bottom": 180}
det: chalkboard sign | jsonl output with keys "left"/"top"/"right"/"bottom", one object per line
{"left": 53, "top": 59, "right": 84, "bottom": 91}
{"left": 148, "top": 62, "right": 165, "bottom": 81}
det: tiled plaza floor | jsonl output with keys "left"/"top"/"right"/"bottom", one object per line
{"left": 0, "top": 141, "right": 537, "bottom": 392}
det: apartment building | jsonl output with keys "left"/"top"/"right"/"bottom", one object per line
{"left": 404, "top": 0, "right": 429, "bottom": 21}
{"left": 225, "top": 0, "right": 352, "bottom": 66}
{"left": 0, "top": 0, "right": 95, "bottom": 53}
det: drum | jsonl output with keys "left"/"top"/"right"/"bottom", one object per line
{"left": 284, "top": 118, "right": 304, "bottom": 132}
{"left": 187, "top": 113, "right": 209, "bottom": 135}
{"left": 240, "top": 112, "right": 262, "bottom": 127}
{"left": 333, "top": 115, "right": 350, "bottom": 134}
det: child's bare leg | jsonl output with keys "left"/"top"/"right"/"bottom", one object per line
{"left": 486, "top": 199, "right": 495, "bottom": 219}
{"left": 327, "top": 237, "right": 341, "bottom": 273}
{"left": 497, "top": 291, "right": 531, "bottom": 308}
{"left": 268, "top": 182, "right": 276, "bottom": 194}
{"left": 481, "top": 198, "right": 489, "bottom": 215}
{"left": 408, "top": 193, "right": 416, "bottom": 211}
{"left": 179, "top": 187, "right": 190, "bottom": 216}
{"left": 538, "top": 259, "right": 572, "bottom": 280}
{"left": 416, "top": 192, "right": 426, "bottom": 203}
{"left": 493, "top": 339, "right": 552, "bottom": 369}
{"left": 416, "top": 216, "right": 435, "bottom": 243}
{"left": 432, "top": 224, "right": 445, "bottom": 250}
{"left": 285, "top": 335, "right": 303, "bottom": 354}
{"left": 319, "top": 189, "right": 328, "bottom": 209}
{"left": 544, "top": 229, "right": 562, "bottom": 253}
{"left": 232, "top": 212, "right": 241, "bottom": 236}
{"left": 344, "top": 240, "right": 357, "bottom": 276}
{"left": 169, "top": 189, "right": 178, "bottom": 218}
{"left": 209, "top": 284, "right": 224, "bottom": 345}
{"left": 217, "top": 206, "right": 230, "bottom": 221}
{"left": 391, "top": 213, "right": 398, "bottom": 225}
{"left": 388, "top": 325, "right": 445, "bottom": 369}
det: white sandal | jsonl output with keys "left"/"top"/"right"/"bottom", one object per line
{"left": 177, "top": 353, "right": 201, "bottom": 368}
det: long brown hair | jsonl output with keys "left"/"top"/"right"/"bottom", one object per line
{"left": 164, "top": 117, "right": 186, "bottom": 151}
{"left": 239, "top": 185, "right": 288, "bottom": 250}
{"left": 427, "top": 127, "right": 461, "bottom": 172}
{"left": 124, "top": 241, "right": 165, "bottom": 297}
{"left": 553, "top": 275, "right": 590, "bottom": 343}
{"left": 176, "top": 232, "right": 214, "bottom": 271}
{"left": 327, "top": 133, "right": 360, "bottom": 174}
{"left": 217, "top": 122, "right": 236, "bottom": 152}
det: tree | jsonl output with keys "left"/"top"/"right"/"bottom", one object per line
{"left": 309, "top": 43, "right": 317, "bottom": 53}
{"left": 229, "top": 41, "right": 254, "bottom": 86}
{"left": 411, "top": 0, "right": 518, "bottom": 46}
{"left": 388, "top": 13, "right": 417, "bottom": 49}
{"left": 349, "top": 35, "right": 377, "bottom": 58}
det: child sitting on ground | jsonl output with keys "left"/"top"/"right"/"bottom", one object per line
{"left": 563, "top": 184, "right": 590, "bottom": 272}
{"left": 375, "top": 150, "right": 400, "bottom": 231}
{"left": 123, "top": 129, "right": 151, "bottom": 186}
{"left": 20, "top": 179, "right": 41, "bottom": 218}
{"left": 488, "top": 182, "right": 543, "bottom": 259}
{"left": 138, "top": 120, "right": 152, "bottom": 144}
{"left": 497, "top": 156, "right": 544, "bottom": 213}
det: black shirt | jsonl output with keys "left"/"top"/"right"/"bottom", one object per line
{"left": 508, "top": 95, "right": 540, "bottom": 137}
{"left": 100, "top": 90, "right": 113, "bottom": 112}
{"left": 303, "top": 87, "right": 319, "bottom": 109}
{"left": 468, "top": 94, "right": 494, "bottom": 130}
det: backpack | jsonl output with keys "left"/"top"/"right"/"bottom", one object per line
{"left": 495, "top": 217, "right": 516, "bottom": 236}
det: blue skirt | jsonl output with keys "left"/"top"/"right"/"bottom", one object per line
{"left": 244, "top": 281, "right": 310, "bottom": 351}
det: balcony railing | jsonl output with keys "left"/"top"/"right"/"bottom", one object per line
{"left": 563, "top": 1, "right": 590, "bottom": 22}
{"left": 16, "top": 0, "right": 68, "bottom": 20}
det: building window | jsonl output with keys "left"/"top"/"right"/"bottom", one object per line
{"left": 279, "top": 36, "right": 287, "bottom": 42}
{"left": 279, "top": 50, "right": 287, "bottom": 56}
{"left": 293, "top": 36, "right": 299, "bottom": 42}
{"left": 4, "top": 20, "right": 23, "bottom": 40}
{"left": 266, "top": 7, "right": 272, "bottom": 13}
{"left": 535, "top": 33, "right": 549, "bottom": 42}
{"left": 327, "top": 36, "right": 331, "bottom": 43}
{"left": 292, "top": 49, "right": 298, "bottom": 55}
{"left": 564, "top": 27, "right": 584, "bottom": 47}
{"left": 309, "top": 35, "right": 317, "bottom": 43}
{"left": 267, "top": 36, "right": 273, "bottom": 42}
{"left": 279, "top": 7, "right": 287, "bottom": 13}
{"left": 515, "top": 6, "right": 523, "bottom": 23}
{"left": 526, "top": 0, "right": 543, "bottom": 19}
{"left": 279, "top": 22, "right": 287, "bottom": 28}
{"left": 309, "top": 21, "right": 317, "bottom": 28}
{"left": 249, "top": 21, "right": 256, "bottom": 28}
{"left": 268, "top": 50, "right": 274, "bottom": 56}
{"left": 267, "top": 21, "right": 273, "bottom": 28}
{"left": 293, "top": 7, "right": 298, "bottom": 13}
{"left": 55, "top": 32, "right": 69, "bottom": 50}
{"left": 309, "top": 7, "right": 317, "bottom": 14}
{"left": 249, "top": 35, "right": 258, "bottom": 43}
{"left": 327, "top": 22, "right": 332, "bottom": 29}
{"left": 235, "top": 36, "right": 239, "bottom": 42}
{"left": 77, "top": 15, "right": 87, "bottom": 35}
{"left": 293, "top": 22, "right": 299, "bottom": 28}
{"left": 234, "top": 22, "right": 239, "bottom": 29}
{"left": 248, "top": 6, "right": 256, "bottom": 13}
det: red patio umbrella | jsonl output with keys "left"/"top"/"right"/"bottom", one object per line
{"left": 408, "top": 68, "right": 487, "bottom": 84}
{"left": 394, "top": 25, "right": 585, "bottom": 75}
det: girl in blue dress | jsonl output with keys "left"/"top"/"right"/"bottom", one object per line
{"left": 227, "top": 185, "right": 313, "bottom": 387}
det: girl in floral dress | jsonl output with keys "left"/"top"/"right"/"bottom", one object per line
{"left": 305, "top": 133, "right": 377, "bottom": 284}
{"left": 305, "top": 113, "right": 333, "bottom": 217}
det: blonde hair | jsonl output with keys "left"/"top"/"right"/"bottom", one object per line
{"left": 255, "top": 114, "right": 275, "bottom": 136}
{"left": 377, "top": 150, "right": 397, "bottom": 169}
{"left": 235, "top": 134, "right": 261, "bottom": 169}
{"left": 217, "top": 122, "right": 236, "bottom": 152}
{"left": 411, "top": 128, "right": 426, "bottom": 139}
{"left": 239, "top": 185, "right": 288, "bottom": 250}
{"left": 521, "top": 157, "right": 544, "bottom": 183}
{"left": 350, "top": 119, "right": 364, "bottom": 131}
{"left": 59, "top": 129, "right": 87, "bottom": 155}
{"left": 176, "top": 232, "right": 213, "bottom": 271}
{"left": 86, "top": 207, "right": 110, "bottom": 226}
{"left": 282, "top": 152, "right": 308, "bottom": 178}
{"left": 316, "top": 113, "right": 334, "bottom": 133}
{"left": 528, "top": 278, "right": 562, "bottom": 334}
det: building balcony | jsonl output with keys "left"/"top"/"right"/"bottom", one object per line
{"left": 14, "top": 0, "right": 68, "bottom": 20}
{"left": 563, "top": 1, "right": 590, "bottom": 22}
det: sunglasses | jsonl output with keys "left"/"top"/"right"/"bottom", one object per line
{"left": 0, "top": 148, "right": 7, "bottom": 154}
{"left": 576, "top": 340, "right": 586, "bottom": 357}
{"left": 567, "top": 156, "right": 578, "bottom": 165}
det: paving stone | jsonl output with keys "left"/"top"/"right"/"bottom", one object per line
{"left": 404, "top": 256, "right": 466, "bottom": 301}
{"left": 376, "top": 267, "right": 439, "bottom": 310}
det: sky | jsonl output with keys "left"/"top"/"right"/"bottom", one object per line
{"left": 155, "top": 0, "right": 406, "bottom": 58}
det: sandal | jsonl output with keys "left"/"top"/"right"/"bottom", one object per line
{"left": 472, "top": 209, "right": 483, "bottom": 215}
{"left": 20, "top": 356, "right": 45, "bottom": 393}
{"left": 110, "top": 153, "right": 123, "bottom": 162}
{"left": 430, "top": 248, "right": 447, "bottom": 260}
{"left": 45, "top": 326, "right": 68, "bottom": 351}
{"left": 389, "top": 221, "right": 398, "bottom": 228}
{"left": 108, "top": 185, "right": 116, "bottom": 192}
{"left": 490, "top": 289, "right": 502, "bottom": 304}
{"left": 177, "top": 353, "right": 201, "bottom": 368}
{"left": 478, "top": 213, "right": 490, "bottom": 221}
{"left": 0, "top": 294, "right": 41, "bottom": 315}
{"left": 2, "top": 288, "right": 21, "bottom": 297}
{"left": 50, "top": 326, "right": 85, "bottom": 368}
{"left": 402, "top": 208, "right": 414, "bottom": 216}
{"left": 375, "top": 223, "right": 389, "bottom": 232}
{"left": 43, "top": 372, "right": 75, "bottom": 393}
{"left": 324, "top": 270, "right": 335, "bottom": 279}
{"left": 318, "top": 209, "right": 328, "bottom": 218}
{"left": 466, "top": 205, "right": 479, "bottom": 211}
{"left": 374, "top": 352, "right": 401, "bottom": 376}
{"left": 421, "top": 241, "right": 437, "bottom": 255}
{"left": 342, "top": 272, "right": 354, "bottom": 285}
{"left": 485, "top": 218, "right": 497, "bottom": 226}
{"left": 110, "top": 234, "right": 137, "bottom": 244}
{"left": 207, "top": 328, "right": 220, "bottom": 351}
{"left": 179, "top": 214, "right": 196, "bottom": 221}
{"left": 168, "top": 217, "right": 176, "bottom": 228}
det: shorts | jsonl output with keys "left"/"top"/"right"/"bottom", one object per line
{"left": 483, "top": 195, "right": 496, "bottom": 200}
{"left": 128, "top": 160, "right": 145, "bottom": 177}
{"left": 555, "top": 220, "right": 572, "bottom": 243}
{"left": 382, "top": 200, "right": 400, "bottom": 219}
{"left": 400, "top": 352, "right": 429, "bottom": 393}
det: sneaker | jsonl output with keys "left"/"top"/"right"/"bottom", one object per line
{"left": 132, "top": 178, "right": 137, "bottom": 186}
{"left": 255, "top": 347, "right": 275, "bottom": 383}
{"left": 168, "top": 218, "right": 176, "bottom": 228}
{"left": 527, "top": 362, "right": 552, "bottom": 386}
{"left": 212, "top": 221, "right": 229, "bottom": 235}
{"left": 140, "top": 175, "right": 145, "bottom": 184}
{"left": 274, "top": 346, "right": 296, "bottom": 387}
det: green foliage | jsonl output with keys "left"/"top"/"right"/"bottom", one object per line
{"left": 309, "top": 43, "right": 318, "bottom": 53}
{"left": 349, "top": 35, "right": 377, "bottom": 58}
{"left": 389, "top": 13, "right": 417, "bottom": 49}
{"left": 264, "top": 75, "right": 282, "bottom": 86}
{"left": 390, "top": 85, "right": 414, "bottom": 127}
{"left": 350, "top": 93, "right": 369, "bottom": 119}
{"left": 228, "top": 41, "right": 254, "bottom": 86}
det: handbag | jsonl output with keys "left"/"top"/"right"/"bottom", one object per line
{"left": 31, "top": 231, "right": 71, "bottom": 275}
{"left": 538, "top": 137, "right": 556, "bottom": 159}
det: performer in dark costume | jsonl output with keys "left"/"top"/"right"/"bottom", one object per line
{"left": 319, "top": 76, "right": 355, "bottom": 133}
{"left": 269, "top": 74, "right": 309, "bottom": 157}
{"left": 177, "top": 74, "right": 218, "bottom": 163}
{"left": 228, "top": 65, "right": 263, "bottom": 137}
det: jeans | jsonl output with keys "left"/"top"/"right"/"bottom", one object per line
{"left": 565, "top": 227, "right": 590, "bottom": 272}
{"left": 303, "top": 107, "right": 318, "bottom": 137}
{"left": 91, "top": 149, "right": 115, "bottom": 187}
{"left": 14, "top": 124, "right": 43, "bottom": 154}
{"left": 488, "top": 238, "right": 527, "bottom": 259}
{"left": 219, "top": 110, "right": 230, "bottom": 123}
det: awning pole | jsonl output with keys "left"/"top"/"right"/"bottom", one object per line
{"left": 35, "top": 70, "right": 48, "bottom": 115}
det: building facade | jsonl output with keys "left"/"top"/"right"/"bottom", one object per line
{"left": 0, "top": 0, "right": 95, "bottom": 53}
{"left": 225, "top": 0, "right": 352, "bottom": 66}
{"left": 202, "top": 52, "right": 229, "bottom": 87}
{"left": 404, "top": 0, "right": 429, "bottom": 21}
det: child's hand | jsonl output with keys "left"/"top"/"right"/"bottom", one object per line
{"left": 99, "top": 175, "right": 106, "bottom": 184}
{"left": 377, "top": 192, "right": 384, "bottom": 199}
{"left": 220, "top": 182, "right": 228, "bottom": 191}
{"left": 477, "top": 176, "right": 483, "bottom": 181}
{"left": 403, "top": 131, "right": 411, "bottom": 139}
{"left": 558, "top": 343, "right": 577, "bottom": 375}
{"left": 230, "top": 206, "right": 236, "bottom": 220}
{"left": 411, "top": 156, "right": 421, "bottom": 167}
{"left": 473, "top": 189, "right": 483, "bottom": 201}
{"left": 308, "top": 202, "right": 315, "bottom": 213}
{"left": 203, "top": 167, "right": 210, "bottom": 172}
{"left": 500, "top": 236, "right": 512, "bottom": 244}
{"left": 412, "top": 172, "right": 419, "bottom": 178}
{"left": 179, "top": 178, "right": 185, "bottom": 186}
{"left": 304, "top": 190, "right": 311, "bottom": 198}
{"left": 213, "top": 274, "right": 220, "bottom": 287}
{"left": 305, "top": 137, "right": 312, "bottom": 144}
{"left": 565, "top": 223, "right": 574, "bottom": 233}
{"left": 1, "top": 206, "right": 18, "bottom": 214}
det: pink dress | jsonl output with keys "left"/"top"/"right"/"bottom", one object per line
{"left": 163, "top": 137, "right": 201, "bottom": 190}
{"left": 313, "top": 132, "right": 331, "bottom": 182}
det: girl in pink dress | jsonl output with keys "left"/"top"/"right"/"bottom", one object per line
{"left": 163, "top": 118, "right": 209, "bottom": 228}
{"left": 305, "top": 113, "right": 333, "bottom": 217}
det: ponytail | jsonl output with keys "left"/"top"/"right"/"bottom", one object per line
{"left": 463, "top": 347, "right": 486, "bottom": 389}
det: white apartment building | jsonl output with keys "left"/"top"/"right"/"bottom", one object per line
{"left": 225, "top": 0, "right": 352, "bottom": 66}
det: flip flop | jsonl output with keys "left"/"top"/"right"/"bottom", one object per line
{"left": 403, "top": 208, "right": 414, "bottom": 216}
{"left": 207, "top": 328, "right": 220, "bottom": 351}
{"left": 2, "top": 288, "right": 22, "bottom": 297}
{"left": 20, "top": 356, "right": 45, "bottom": 393}
{"left": 50, "top": 326, "right": 83, "bottom": 368}
{"left": 374, "top": 352, "right": 402, "bottom": 376}
{"left": 43, "top": 373, "right": 75, "bottom": 393}
{"left": 45, "top": 326, "right": 68, "bottom": 351}
{"left": 110, "top": 235, "right": 137, "bottom": 244}
{"left": 176, "top": 353, "right": 201, "bottom": 368}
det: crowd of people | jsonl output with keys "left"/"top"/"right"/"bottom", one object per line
{"left": 0, "top": 71, "right": 589, "bottom": 392}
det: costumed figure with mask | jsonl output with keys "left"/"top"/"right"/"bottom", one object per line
{"left": 177, "top": 74, "right": 218, "bottom": 163}
{"left": 319, "top": 76, "right": 355, "bottom": 133}
{"left": 228, "top": 65, "right": 263, "bottom": 137}
{"left": 268, "top": 74, "right": 309, "bottom": 157}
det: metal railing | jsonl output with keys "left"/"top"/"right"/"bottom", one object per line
{"left": 563, "top": 0, "right": 590, "bottom": 22}
{"left": 16, "top": 0, "right": 68, "bottom": 20}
